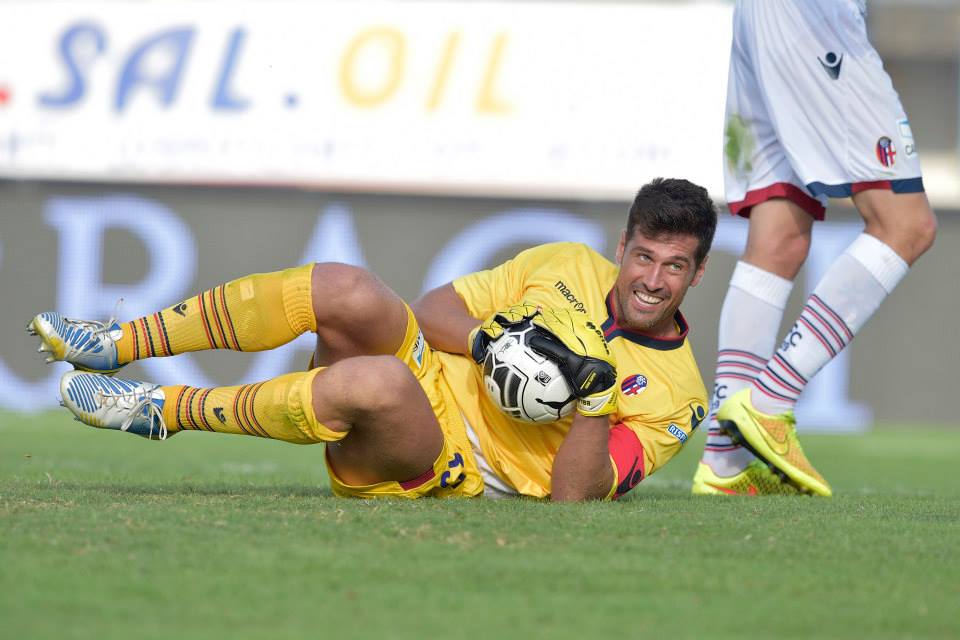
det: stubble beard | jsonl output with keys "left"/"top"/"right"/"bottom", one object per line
{"left": 614, "top": 286, "right": 677, "bottom": 335}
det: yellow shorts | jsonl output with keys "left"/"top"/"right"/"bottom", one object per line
{"left": 324, "top": 305, "right": 484, "bottom": 499}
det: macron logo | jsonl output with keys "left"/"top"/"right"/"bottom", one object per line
{"left": 818, "top": 51, "right": 843, "bottom": 80}
{"left": 554, "top": 281, "right": 587, "bottom": 313}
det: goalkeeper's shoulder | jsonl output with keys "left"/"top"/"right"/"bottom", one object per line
{"left": 514, "top": 241, "right": 607, "bottom": 265}
{"left": 536, "top": 241, "right": 606, "bottom": 260}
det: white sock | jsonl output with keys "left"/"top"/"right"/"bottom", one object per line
{"left": 751, "top": 234, "right": 909, "bottom": 416}
{"left": 703, "top": 261, "right": 793, "bottom": 477}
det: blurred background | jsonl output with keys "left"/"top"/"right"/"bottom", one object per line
{"left": 0, "top": 0, "right": 957, "bottom": 429}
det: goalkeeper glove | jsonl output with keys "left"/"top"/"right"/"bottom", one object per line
{"left": 469, "top": 304, "right": 618, "bottom": 417}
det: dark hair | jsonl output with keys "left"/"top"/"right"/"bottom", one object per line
{"left": 626, "top": 177, "right": 717, "bottom": 267}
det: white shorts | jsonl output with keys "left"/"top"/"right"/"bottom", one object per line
{"left": 724, "top": 0, "right": 924, "bottom": 219}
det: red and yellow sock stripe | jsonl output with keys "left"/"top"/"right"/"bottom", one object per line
{"left": 196, "top": 285, "right": 242, "bottom": 351}
{"left": 124, "top": 312, "right": 174, "bottom": 360}
{"left": 234, "top": 382, "right": 269, "bottom": 437}
{"left": 168, "top": 383, "right": 270, "bottom": 437}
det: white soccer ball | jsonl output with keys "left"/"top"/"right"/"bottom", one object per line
{"left": 482, "top": 318, "right": 576, "bottom": 423}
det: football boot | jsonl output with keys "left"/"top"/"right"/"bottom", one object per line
{"left": 716, "top": 388, "right": 832, "bottom": 497}
{"left": 691, "top": 460, "right": 800, "bottom": 496}
{"left": 28, "top": 311, "right": 124, "bottom": 374}
{"left": 60, "top": 370, "right": 170, "bottom": 440}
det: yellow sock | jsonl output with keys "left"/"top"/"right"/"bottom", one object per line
{"left": 161, "top": 370, "right": 346, "bottom": 444}
{"left": 116, "top": 264, "right": 316, "bottom": 363}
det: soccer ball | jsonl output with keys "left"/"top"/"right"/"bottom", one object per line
{"left": 481, "top": 318, "right": 576, "bottom": 423}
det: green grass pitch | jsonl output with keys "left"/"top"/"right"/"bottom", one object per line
{"left": 2, "top": 411, "right": 958, "bottom": 639}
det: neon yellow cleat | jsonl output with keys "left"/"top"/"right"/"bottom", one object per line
{"left": 716, "top": 388, "right": 832, "bottom": 497}
{"left": 691, "top": 460, "right": 800, "bottom": 496}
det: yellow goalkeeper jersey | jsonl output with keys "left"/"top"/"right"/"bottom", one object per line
{"left": 438, "top": 242, "right": 708, "bottom": 499}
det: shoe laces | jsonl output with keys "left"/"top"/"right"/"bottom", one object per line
{"left": 96, "top": 385, "right": 168, "bottom": 441}
{"left": 66, "top": 298, "right": 124, "bottom": 340}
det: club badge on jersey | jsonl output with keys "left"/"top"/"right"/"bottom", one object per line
{"left": 620, "top": 373, "right": 648, "bottom": 396}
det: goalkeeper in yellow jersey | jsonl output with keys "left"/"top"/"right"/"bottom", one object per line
{"left": 29, "top": 178, "right": 718, "bottom": 501}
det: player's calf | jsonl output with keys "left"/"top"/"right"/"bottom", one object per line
{"left": 60, "top": 367, "right": 352, "bottom": 444}
{"left": 30, "top": 264, "right": 318, "bottom": 371}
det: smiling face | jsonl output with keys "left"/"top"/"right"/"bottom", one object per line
{"left": 613, "top": 228, "right": 707, "bottom": 336}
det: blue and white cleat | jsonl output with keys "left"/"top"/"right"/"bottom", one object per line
{"left": 60, "top": 371, "right": 170, "bottom": 440}
{"left": 28, "top": 312, "right": 124, "bottom": 374}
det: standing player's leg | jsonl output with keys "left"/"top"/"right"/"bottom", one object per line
{"left": 693, "top": 2, "right": 810, "bottom": 495}
{"left": 698, "top": 200, "right": 810, "bottom": 485}
{"left": 714, "top": 1, "right": 938, "bottom": 496}
{"left": 722, "top": 190, "right": 935, "bottom": 496}
{"left": 746, "top": 190, "right": 935, "bottom": 420}
{"left": 854, "top": 190, "right": 937, "bottom": 267}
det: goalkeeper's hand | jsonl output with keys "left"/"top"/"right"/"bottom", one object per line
{"left": 469, "top": 304, "right": 618, "bottom": 417}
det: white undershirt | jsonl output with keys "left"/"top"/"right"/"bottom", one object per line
{"left": 462, "top": 414, "right": 520, "bottom": 499}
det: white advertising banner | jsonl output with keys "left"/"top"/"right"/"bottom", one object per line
{"left": 0, "top": 1, "right": 732, "bottom": 198}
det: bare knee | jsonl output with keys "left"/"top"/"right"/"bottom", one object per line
{"left": 905, "top": 209, "right": 937, "bottom": 260}
{"left": 856, "top": 191, "right": 937, "bottom": 265}
{"left": 308, "top": 264, "right": 409, "bottom": 362}
{"left": 865, "top": 207, "right": 936, "bottom": 265}
{"left": 311, "top": 264, "right": 387, "bottom": 325}
{"left": 321, "top": 355, "right": 415, "bottom": 419}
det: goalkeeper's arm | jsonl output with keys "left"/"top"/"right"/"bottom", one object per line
{"left": 551, "top": 413, "right": 615, "bottom": 501}
{"left": 523, "top": 308, "right": 619, "bottom": 501}
{"left": 411, "top": 283, "right": 480, "bottom": 356}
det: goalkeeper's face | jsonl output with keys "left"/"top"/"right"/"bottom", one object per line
{"left": 614, "top": 229, "right": 707, "bottom": 336}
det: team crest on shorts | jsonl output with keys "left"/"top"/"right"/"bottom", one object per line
{"left": 876, "top": 136, "right": 897, "bottom": 167}
{"left": 412, "top": 330, "right": 425, "bottom": 369}
{"left": 621, "top": 373, "right": 648, "bottom": 396}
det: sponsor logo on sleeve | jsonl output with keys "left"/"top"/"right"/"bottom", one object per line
{"left": 667, "top": 423, "right": 688, "bottom": 444}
